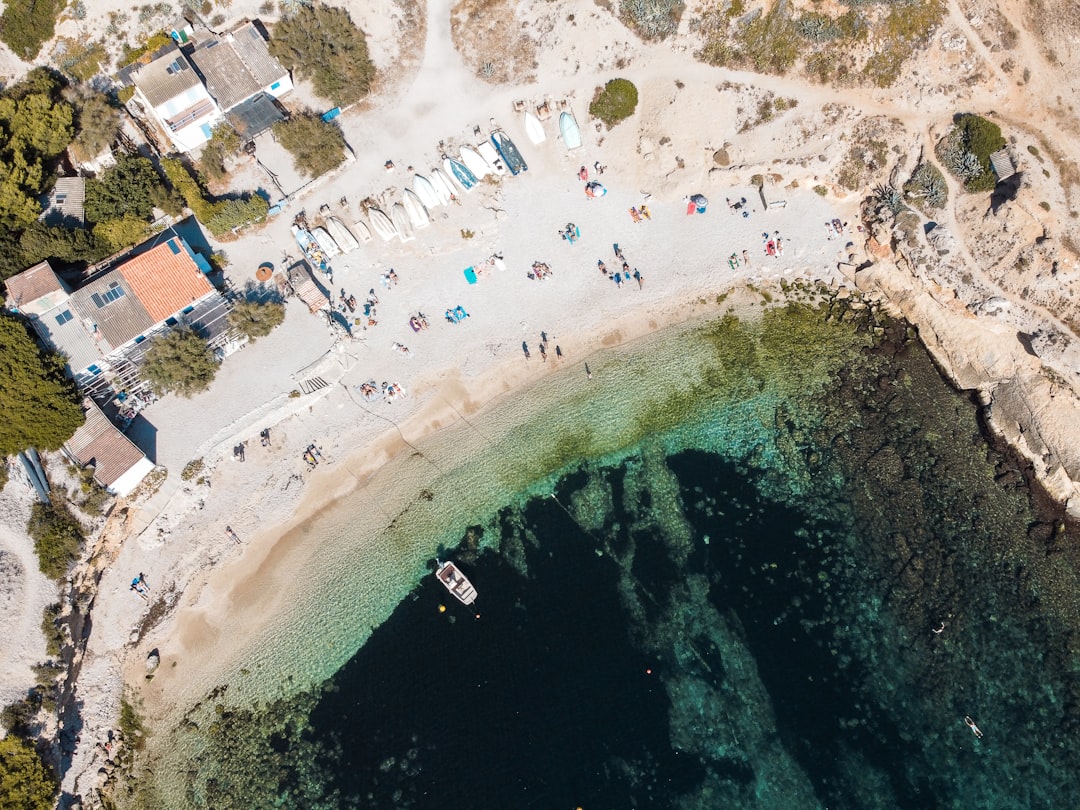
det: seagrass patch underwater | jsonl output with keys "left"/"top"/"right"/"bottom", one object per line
{"left": 121, "top": 298, "right": 1080, "bottom": 809}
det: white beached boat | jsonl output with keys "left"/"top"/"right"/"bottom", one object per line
{"left": 352, "top": 218, "right": 372, "bottom": 243}
{"left": 402, "top": 189, "right": 430, "bottom": 229}
{"left": 391, "top": 202, "right": 414, "bottom": 242}
{"left": 326, "top": 217, "right": 360, "bottom": 253}
{"left": 368, "top": 207, "right": 398, "bottom": 242}
{"left": 560, "top": 111, "right": 582, "bottom": 150}
{"left": 443, "top": 156, "right": 477, "bottom": 193}
{"left": 523, "top": 110, "right": 546, "bottom": 145}
{"left": 476, "top": 141, "right": 507, "bottom": 176}
{"left": 413, "top": 174, "right": 442, "bottom": 208}
{"left": 310, "top": 226, "right": 341, "bottom": 258}
{"left": 436, "top": 560, "right": 477, "bottom": 606}
{"left": 428, "top": 168, "right": 455, "bottom": 204}
{"left": 459, "top": 146, "right": 491, "bottom": 179}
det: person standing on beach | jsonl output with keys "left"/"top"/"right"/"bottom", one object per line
{"left": 634, "top": 269, "right": 644, "bottom": 289}
{"left": 742, "top": 249, "right": 751, "bottom": 266}
{"left": 522, "top": 341, "right": 531, "bottom": 360}
{"left": 555, "top": 345, "right": 563, "bottom": 359}
{"left": 539, "top": 342, "right": 547, "bottom": 362}
{"left": 585, "top": 362, "right": 592, "bottom": 379}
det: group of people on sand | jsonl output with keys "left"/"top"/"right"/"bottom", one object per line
{"left": 598, "top": 243, "right": 644, "bottom": 290}
{"left": 762, "top": 230, "right": 785, "bottom": 257}
{"left": 356, "top": 379, "right": 408, "bottom": 406}
{"left": 444, "top": 305, "right": 470, "bottom": 323}
{"left": 560, "top": 222, "right": 580, "bottom": 244}
{"left": 522, "top": 330, "right": 564, "bottom": 363}
{"left": 528, "top": 261, "right": 554, "bottom": 281}
{"left": 378, "top": 268, "right": 400, "bottom": 289}
{"left": 408, "top": 312, "right": 431, "bottom": 332}
{"left": 129, "top": 573, "right": 150, "bottom": 600}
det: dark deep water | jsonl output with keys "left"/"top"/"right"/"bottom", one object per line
{"left": 144, "top": 303, "right": 1080, "bottom": 810}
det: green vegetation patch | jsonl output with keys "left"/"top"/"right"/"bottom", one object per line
{"left": 903, "top": 160, "right": 948, "bottom": 211}
{"left": 619, "top": 0, "right": 683, "bottom": 41}
{"left": 270, "top": 6, "right": 376, "bottom": 107}
{"left": 160, "top": 158, "right": 267, "bottom": 236}
{"left": 0, "top": 314, "right": 84, "bottom": 456}
{"left": 228, "top": 299, "right": 286, "bottom": 343}
{"left": 588, "top": 78, "right": 639, "bottom": 129}
{"left": 0, "top": 735, "right": 57, "bottom": 810}
{"left": 863, "top": 0, "right": 946, "bottom": 88}
{"left": 141, "top": 327, "right": 221, "bottom": 398}
{"left": 271, "top": 113, "right": 346, "bottom": 178}
{"left": 28, "top": 497, "right": 86, "bottom": 580}
{"left": 935, "top": 113, "right": 1006, "bottom": 193}
{"left": 0, "top": 0, "right": 64, "bottom": 60}
{"left": 199, "top": 123, "right": 242, "bottom": 186}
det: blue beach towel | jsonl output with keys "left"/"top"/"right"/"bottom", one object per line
{"left": 464, "top": 267, "right": 477, "bottom": 284}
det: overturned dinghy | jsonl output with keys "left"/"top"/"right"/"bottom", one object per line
{"left": 560, "top": 111, "right": 582, "bottom": 150}
{"left": 326, "top": 217, "right": 360, "bottom": 253}
{"left": 391, "top": 202, "right": 414, "bottom": 242}
{"left": 352, "top": 218, "right": 372, "bottom": 243}
{"left": 429, "top": 169, "right": 455, "bottom": 204}
{"left": 459, "top": 146, "right": 491, "bottom": 179}
{"left": 413, "top": 174, "right": 442, "bottom": 208}
{"left": 402, "top": 189, "right": 431, "bottom": 229}
{"left": 368, "top": 207, "right": 398, "bottom": 242}
{"left": 523, "top": 110, "right": 545, "bottom": 145}
{"left": 310, "top": 227, "right": 340, "bottom": 258}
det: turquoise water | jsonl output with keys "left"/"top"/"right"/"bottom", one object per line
{"left": 123, "top": 295, "right": 1080, "bottom": 809}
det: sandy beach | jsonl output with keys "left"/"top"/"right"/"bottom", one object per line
{"left": 0, "top": 0, "right": 1078, "bottom": 803}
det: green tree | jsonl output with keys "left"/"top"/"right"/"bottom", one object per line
{"left": 141, "top": 327, "right": 220, "bottom": 398}
{"left": 0, "top": 0, "right": 64, "bottom": 60}
{"left": 92, "top": 215, "right": 152, "bottom": 252}
{"left": 67, "top": 89, "right": 120, "bottom": 164}
{"left": 18, "top": 220, "right": 107, "bottom": 265}
{"left": 588, "top": 78, "right": 639, "bottom": 129}
{"left": 0, "top": 735, "right": 56, "bottom": 810}
{"left": 270, "top": 6, "right": 376, "bottom": 107}
{"left": 272, "top": 113, "right": 345, "bottom": 178}
{"left": 84, "top": 153, "right": 159, "bottom": 223}
{"left": 228, "top": 299, "right": 285, "bottom": 343}
{"left": 160, "top": 158, "right": 266, "bottom": 236}
{"left": 199, "top": 123, "right": 242, "bottom": 185}
{"left": 27, "top": 497, "right": 85, "bottom": 580}
{"left": 0, "top": 314, "right": 84, "bottom": 456}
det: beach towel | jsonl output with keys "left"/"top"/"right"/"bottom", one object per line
{"left": 464, "top": 267, "right": 478, "bottom": 284}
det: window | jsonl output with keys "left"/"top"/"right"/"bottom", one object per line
{"left": 55, "top": 310, "right": 73, "bottom": 325}
{"left": 87, "top": 364, "right": 101, "bottom": 375}
{"left": 165, "top": 317, "right": 178, "bottom": 327}
{"left": 102, "top": 281, "right": 125, "bottom": 303}
{"left": 168, "top": 239, "right": 180, "bottom": 255}
{"left": 182, "top": 305, "right": 194, "bottom": 315}
{"left": 134, "top": 335, "right": 146, "bottom": 344}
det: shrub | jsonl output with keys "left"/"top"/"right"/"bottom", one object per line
{"left": 0, "top": 732, "right": 58, "bottom": 809}
{"left": 0, "top": 315, "right": 84, "bottom": 455}
{"left": 270, "top": 6, "right": 376, "bottom": 107}
{"left": 619, "top": 0, "right": 683, "bottom": 40}
{"left": 160, "top": 158, "right": 267, "bottom": 236}
{"left": 92, "top": 215, "right": 153, "bottom": 253}
{"left": 272, "top": 113, "right": 346, "bottom": 178}
{"left": 199, "top": 123, "right": 242, "bottom": 185}
{"left": 903, "top": 160, "right": 948, "bottom": 210}
{"left": 588, "top": 78, "right": 639, "bottom": 129}
{"left": 228, "top": 300, "right": 285, "bottom": 343}
{"left": 18, "top": 221, "right": 108, "bottom": 266}
{"left": 67, "top": 89, "right": 120, "bottom": 164}
{"left": 141, "top": 327, "right": 220, "bottom": 398}
{"left": 41, "top": 603, "right": 64, "bottom": 657}
{"left": 0, "top": 0, "right": 64, "bottom": 60}
{"left": 27, "top": 498, "right": 85, "bottom": 580}
{"left": 936, "top": 114, "right": 1005, "bottom": 192}
{"left": 180, "top": 458, "right": 204, "bottom": 481}
{"left": 119, "top": 30, "right": 173, "bottom": 67}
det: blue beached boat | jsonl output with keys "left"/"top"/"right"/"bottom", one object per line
{"left": 491, "top": 130, "right": 528, "bottom": 175}
{"left": 443, "top": 156, "right": 478, "bottom": 193}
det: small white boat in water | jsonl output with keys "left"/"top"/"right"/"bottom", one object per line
{"left": 310, "top": 226, "right": 341, "bottom": 258}
{"left": 477, "top": 141, "right": 507, "bottom": 176}
{"left": 326, "top": 217, "right": 360, "bottom": 253}
{"left": 413, "top": 174, "right": 442, "bottom": 208}
{"left": 429, "top": 168, "right": 456, "bottom": 204}
{"left": 459, "top": 146, "right": 491, "bottom": 179}
{"left": 391, "top": 202, "right": 414, "bottom": 242}
{"left": 560, "top": 110, "right": 582, "bottom": 150}
{"left": 402, "top": 189, "right": 430, "bottom": 229}
{"left": 523, "top": 110, "right": 546, "bottom": 145}
{"left": 352, "top": 218, "right": 372, "bottom": 243}
{"left": 436, "top": 560, "right": 477, "bottom": 606}
{"left": 367, "top": 207, "right": 397, "bottom": 242}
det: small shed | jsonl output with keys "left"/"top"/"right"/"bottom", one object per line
{"left": 64, "top": 399, "right": 155, "bottom": 496}
{"left": 990, "top": 148, "right": 1016, "bottom": 182}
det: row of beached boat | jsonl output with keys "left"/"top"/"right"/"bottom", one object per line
{"left": 356, "top": 128, "right": 531, "bottom": 245}
{"left": 522, "top": 107, "right": 582, "bottom": 150}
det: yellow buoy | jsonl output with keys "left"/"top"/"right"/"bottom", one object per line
{"left": 438, "top": 604, "right": 447, "bottom": 613}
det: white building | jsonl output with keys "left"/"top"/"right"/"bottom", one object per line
{"left": 129, "top": 44, "right": 223, "bottom": 152}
